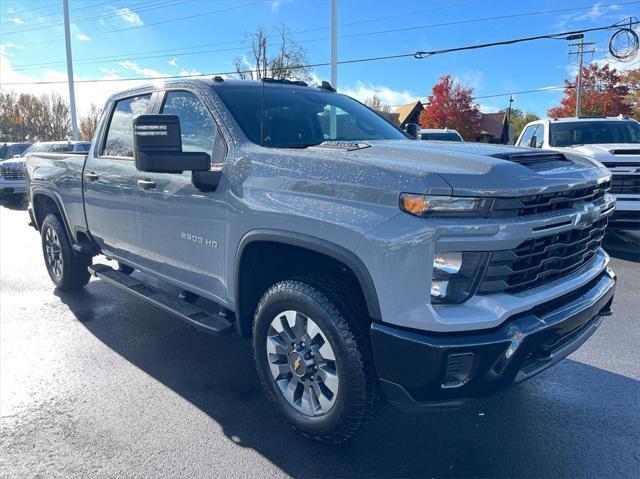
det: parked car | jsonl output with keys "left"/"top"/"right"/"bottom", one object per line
{"left": 418, "top": 128, "right": 463, "bottom": 142}
{"left": 0, "top": 142, "right": 31, "bottom": 161}
{"left": 26, "top": 79, "right": 616, "bottom": 443}
{"left": 516, "top": 116, "right": 640, "bottom": 231}
{"left": 1, "top": 141, "right": 91, "bottom": 199}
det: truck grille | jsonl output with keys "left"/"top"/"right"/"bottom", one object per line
{"left": 0, "top": 165, "right": 25, "bottom": 180}
{"left": 478, "top": 217, "right": 607, "bottom": 294}
{"left": 609, "top": 175, "right": 640, "bottom": 194}
{"left": 491, "top": 181, "right": 610, "bottom": 217}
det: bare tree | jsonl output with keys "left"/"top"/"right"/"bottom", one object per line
{"left": 364, "top": 95, "right": 391, "bottom": 113}
{"left": 79, "top": 103, "right": 101, "bottom": 141}
{"left": 0, "top": 90, "right": 72, "bottom": 141}
{"left": 233, "top": 25, "right": 311, "bottom": 82}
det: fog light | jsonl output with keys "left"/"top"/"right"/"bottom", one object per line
{"left": 431, "top": 251, "right": 489, "bottom": 304}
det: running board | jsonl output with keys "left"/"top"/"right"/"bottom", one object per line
{"left": 88, "top": 263, "right": 233, "bottom": 336}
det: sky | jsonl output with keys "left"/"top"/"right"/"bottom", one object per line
{"left": 1, "top": 0, "right": 639, "bottom": 117}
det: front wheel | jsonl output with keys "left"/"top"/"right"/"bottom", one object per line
{"left": 252, "top": 278, "right": 377, "bottom": 444}
{"left": 40, "top": 214, "right": 91, "bottom": 290}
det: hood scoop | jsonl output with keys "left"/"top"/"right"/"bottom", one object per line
{"left": 490, "top": 152, "right": 574, "bottom": 172}
{"left": 609, "top": 149, "right": 640, "bottom": 155}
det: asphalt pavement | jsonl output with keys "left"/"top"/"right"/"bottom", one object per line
{"left": 1, "top": 197, "right": 639, "bottom": 478}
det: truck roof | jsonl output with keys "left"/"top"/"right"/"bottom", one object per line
{"left": 108, "top": 77, "right": 335, "bottom": 101}
{"left": 531, "top": 116, "right": 636, "bottom": 125}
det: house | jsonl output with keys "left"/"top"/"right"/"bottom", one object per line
{"left": 477, "top": 111, "right": 515, "bottom": 144}
{"left": 395, "top": 101, "right": 424, "bottom": 128}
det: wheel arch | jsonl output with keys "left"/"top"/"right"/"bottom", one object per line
{"left": 233, "top": 230, "right": 382, "bottom": 338}
{"left": 31, "top": 190, "right": 74, "bottom": 241}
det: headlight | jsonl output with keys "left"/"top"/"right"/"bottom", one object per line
{"left": 400, "top": 194, "right": 492, "bottom": 217}
{"left": 431, "top": 251, "right": 489, "bottom": 304}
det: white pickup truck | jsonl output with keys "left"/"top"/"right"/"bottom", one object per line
{"left": 516, "top": 116, "right": 640, "bottom": 230}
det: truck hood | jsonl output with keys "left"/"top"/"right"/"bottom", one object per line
{"left": 287, "top": 140, "right": 611, "bottom": 197}
{"left": 554, "top": 143, "right": 640, "bottom": 164}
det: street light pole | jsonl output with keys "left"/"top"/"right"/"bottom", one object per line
{"left": 63, "top": 0, "right": 79, "bottom": 140}
{"left": 329, "top": 0, "right": 337, "bottom": 138}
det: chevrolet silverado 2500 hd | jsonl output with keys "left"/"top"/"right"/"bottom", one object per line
{"left": 26, "top": 78, "right": 617, "bottom": 443}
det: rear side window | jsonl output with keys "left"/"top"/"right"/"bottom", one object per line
{"left": 102, "top": 94, "right": 151, "bottom": 157}
{"left": 160, "top": 91, "right": 216, "bottom": 158}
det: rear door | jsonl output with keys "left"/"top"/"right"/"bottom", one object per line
{"left": 83, "top": 93, "right": 153, "bottom": 262}
{"left": 134, "top": 89, "right": 228, "bottom": 300}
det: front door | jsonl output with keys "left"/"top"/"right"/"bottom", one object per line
{"left": 83, "top": 93, "right": 153, "bottom": 263}
{"left": 135, "top": 90, "right": 228, "bottom": 301}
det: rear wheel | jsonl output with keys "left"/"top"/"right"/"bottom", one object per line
{"left": 40, "top": 214, "right": 91, "bottom": 290}
{"left": 253, "top": 277, "right": 376, "bottom": 444}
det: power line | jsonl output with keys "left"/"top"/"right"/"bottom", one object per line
{"left": 10, "top": 1, "right": 640, "bottom": 71}
{"left": 15, "top": 0, "right": 270, "bottom": 47}
{"left": 0, "top": 0, "right": 123, "bottom": 26}
{"left": 3, "top": 18, "right": 634, "bottom": 87}
{"left": 2, "top": 0, "right": 195, "bottom": 35}
{"left": 1, "top": 0, "right": 59, "bottom": 17}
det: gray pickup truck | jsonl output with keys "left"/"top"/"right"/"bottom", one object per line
{"left": 26, "top": 78, "right": 617, "bottom": 443}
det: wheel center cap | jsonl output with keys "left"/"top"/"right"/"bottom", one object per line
{"left": 288, "top": 351, "right": 307, "bottom": 377}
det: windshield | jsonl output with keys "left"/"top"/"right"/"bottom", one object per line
{"left": 215, "top": 84, "right": 405, "bottom": 148}
{"left": 549, "top": 120, "right": 640, "bottom": 147}
{"left": 420, "top": 132, "right": 461, "bottom": 141}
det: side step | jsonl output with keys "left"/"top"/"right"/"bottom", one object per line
{"left": 89, "top": 263, "right": 233, "bottom": 336}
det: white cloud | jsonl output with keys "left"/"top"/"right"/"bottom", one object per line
{"left": 13, "top": 18, "right": 23, "bottom": 24}
{"left": 341, "top": 81, "right": 416, "bottom": 107}
{"left": 7, "top": 7, "right": 15, "bottom": 13}
{"left": 178, "top": 69, "right": 202, "bottom": 77}
{"left": 76, "top": 34, "right": 90, "bottom": 41}
{"left": 573, "top": 4, "right": 607, "bottom": 22}
{"left": 119, "top": 60, "right": 167, "bottom": 78}
{"left": 168, "top": 58, "right": 178, "bottom": 67}
{"left": 0, "top": 53, "right": 163, "bottom": 116}
{"left": 113, "top": 7, "right": 143, "bottom": 26}
{"left": 479, "top": 104, "right": 500, "bottom": 113}
{"left": 271, "top": 1, "right": 281, "bottom": 11}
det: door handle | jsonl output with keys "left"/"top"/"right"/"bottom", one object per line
{"left": 85, "top": 172, "right": 99, "bottom": 181}
{"left": 137, "top": 179, "right": 156, "bottom": 190}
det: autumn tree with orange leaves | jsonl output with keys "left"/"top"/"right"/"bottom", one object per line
{"left": 548, "top": 64, "right": 631, "bottom": 118}
{"left": 419, "top": 75, "right": 481, "bottom": 140}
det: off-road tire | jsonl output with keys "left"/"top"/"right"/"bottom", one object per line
{"left": 252, "top": 275, "right": 377, "bottom": 444}
{"left": 40, "top": 213, "right": 91, "bottom": 290}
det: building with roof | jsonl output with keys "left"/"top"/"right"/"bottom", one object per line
{"left": 394, "top": 101, "right": 424, "bottom": 128}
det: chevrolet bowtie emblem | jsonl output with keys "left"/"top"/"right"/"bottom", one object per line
{"left": 294, "top": 356, "right": 302, "bottom": 372}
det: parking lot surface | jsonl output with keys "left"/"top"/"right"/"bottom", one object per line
{"left": 1, "top": 200, "right": 639, "bottom": 478}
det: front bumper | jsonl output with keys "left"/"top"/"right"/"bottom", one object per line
{"left": 371, "top": 268, "right": 616, "bottom": 406}
{"left": 0, "top": 179, "right": 26, "bottom": 195}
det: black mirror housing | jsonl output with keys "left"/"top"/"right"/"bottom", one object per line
{"left": 405, "top": 123, "right": 419, "bottom": 140}
{"left": 133, "top": 114, "right": 211, "bottom": 173}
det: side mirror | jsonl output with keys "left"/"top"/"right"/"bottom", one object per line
{"left": 133, "top": 114, "right": 210, "bottom": 173}
{"left": 405, "top": 123, "right": 419, "bottom": 140}
{"left": 529, "top": 135, "right": 537, "bottom": 148}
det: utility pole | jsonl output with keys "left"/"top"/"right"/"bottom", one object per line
{"left": 568, "top": 34, "right": 595, "bottom": 118}
{"left": 329, "top": 0, "right": 337, "bottom": 138}
{"left": 63, "top": 0, "right": 79, "bottom": 140}
{"left": 506, "top": 95, "right": 514, "bottom": 144}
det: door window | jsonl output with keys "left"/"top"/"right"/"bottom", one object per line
{"left": 534, "top": 125, "right": 545, "bottom": 148}
{"left": 161, "top": 91, "right": 217, "bottom": 160}
{"left": 518, "top": 125, "right": 536, "bottom": 147}
{"left": 102, "top": 94, "right": 152, "bottom": 157}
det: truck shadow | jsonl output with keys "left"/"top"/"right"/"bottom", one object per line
{"left": 603, "top": 230, "right": 640, "bottom": 263}
{"left": 0, "top": 195, "right": 28, "bottom": 211}
{"left": 56, "top": 283, "right": 640, "bottom": 478}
